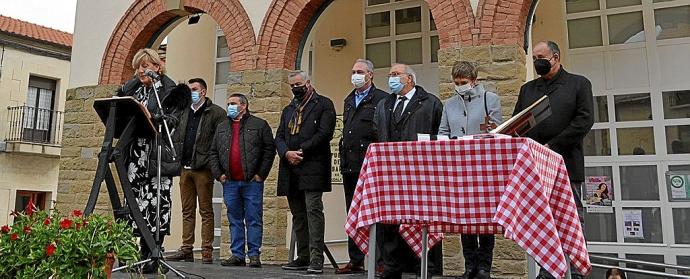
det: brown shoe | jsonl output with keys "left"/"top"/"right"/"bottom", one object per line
{"left": 375, "top": 264, "right": 385, "bottom": 277}
{"left": 165, "top": 249, "right": 193, "bottom": 262}
{"left": 201, "top": 249, "right": 213, "bottom": 264}
{"left": 335, "top": 262, "right": 365, "bottom": 274}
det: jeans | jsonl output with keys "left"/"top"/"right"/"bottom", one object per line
{"left": 179, "top": 169, "right": 215, "bottom": 252}
{"left": 223, "top": 180, "right": 264, "bottom": 259}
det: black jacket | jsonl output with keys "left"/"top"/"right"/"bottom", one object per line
{"left": 339, "top": 85, "right": 389, "bottom": 174}
{"left": 116, "top": 75, "right": 191, "bottom": 176}
{"left": 275, "top": 92, "right": 336, "bottom": 195}
{"left": 374, "top": 85, "right": 443, "bottom": 142}
{"left": 512, "top": 67, "right": 594, "bottom": 182}
{"left": 209, "top": 114, "right": 276, "bottom": 182}
{"left": 184, "top": 98, "right": 227, "bottom": 170}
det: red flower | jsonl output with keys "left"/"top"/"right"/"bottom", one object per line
{"left": 1, "top": 225, "right": 9, "bottom": 233}
{"left": 76, "top": 223, "right": 81, "bottom": 230}
{"left": 23, "top": 226, "right": 31, "bottom": 234}
{"left": 71, "top": 210, "right": 83, "bottom": 218}
{"left": 46, "top": 244, "right": 56, "bottom": 257}
{"left": 10, "top": 233, "right": 18, "bottom": 241}
{"left": 44, "top": 218, "right": 51, "bottom": 226}
{"left": 60, "top": 218, "right": 73, "bottom": 230}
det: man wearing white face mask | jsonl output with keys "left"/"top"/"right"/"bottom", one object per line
{"left": 373, "top": 63, "right": 443, "bottom": 278}
{"left": 336, "top": 59, "right": 388, "bottom": 274}
{"left": 438, "top": 61, "right": 502, "bottom": 279}
{"left": 167, "top": 78, "right": 226, "bottom": 264}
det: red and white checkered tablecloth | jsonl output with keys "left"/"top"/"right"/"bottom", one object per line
{"left": 344, "top": 137, "right": 591, "bottom": 278}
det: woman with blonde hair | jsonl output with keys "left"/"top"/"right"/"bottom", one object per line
{"left": 116, "top": 48, "right": 190, "bottom": 274}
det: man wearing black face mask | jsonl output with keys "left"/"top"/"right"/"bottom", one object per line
{"left": 513, "top": 41, "right": 594, "bottom": 279}
{"left": 276, "top": 71, "right": 336, "bottom": 275}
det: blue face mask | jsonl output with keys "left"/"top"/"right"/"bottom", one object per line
{"left": 191, "top": 91, "right": 201, "bottom": 104}
{"left": 388, "top": 76, "right": 404, "bottom": 94}
{"left": 227, "top": 104, "right": 239, "bottom": 119}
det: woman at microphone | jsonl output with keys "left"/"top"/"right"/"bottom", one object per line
{"left": 116, "top": 48, "right": 190, "bottom": 274}
{"left": 438, "top": 61, "right": 503, "bottom": 279}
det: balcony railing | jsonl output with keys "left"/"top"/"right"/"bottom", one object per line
{"left": 5, "top": 105, "right": 63, "bottom": 146}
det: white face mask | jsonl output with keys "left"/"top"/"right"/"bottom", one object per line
{"left": 351, "top": 74, "right": 367, "bottom": 89}
{"left": 455, "top": 83, "right": 473, "bottom": 95}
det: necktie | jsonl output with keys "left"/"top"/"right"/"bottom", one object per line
{"left": 393, "top": 96, "right": 407, "bottom": 123}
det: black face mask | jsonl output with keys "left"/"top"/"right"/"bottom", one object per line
{"left": 534, "top": 58, "right": 553, "bottom": 76}
{"left": 292, "top": 85, "right": 307, "bottom": 99}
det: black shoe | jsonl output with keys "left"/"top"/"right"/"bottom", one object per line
{"left": 379, "top": 270, "right": 402, "bottom": 279}
{"left": 306, "top": 260, "right": 323, "bottom": 274}
{"left": 220, "top": 255, "right": 246, "bottom": 266}
{"left": 475, "top": 269, "right": 491, "bottom": 279}
{"left": 457, "top": 268, "right": 477, "bottom": 279}
{"left": 141, "top": 261, "right": 168, "bottom": 274}
{"left": 281, "top": 258, "right": 310, "bottom": 270}
{"left": 248, "top": 256, "right": 262, "bottom": 268}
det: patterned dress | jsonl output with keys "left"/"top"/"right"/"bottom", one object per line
{"left": 124, "top": 82, "right": 173, "bottom": 236}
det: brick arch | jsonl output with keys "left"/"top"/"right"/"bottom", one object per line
{"left": 474, "top": 0, "right": 534, "bottom": 46}
{"left": 255, "top": 0, "right": 473, "bottom": 70}
{"left": 99, "top": 0, "right": 255, "bottom": 84}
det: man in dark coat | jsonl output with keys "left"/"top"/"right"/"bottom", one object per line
{"left": 166, "top": 78, "right": 226, "bottom": 264}
{"left": 276, "top": 71, "right": 336, "bottom": 275}
{"left": 513, "top": 41, "right": 594, "bottom": 279}
{"left": 209, "top": 94, "right": 275, "bottom": 268}
{"left": 373, "top": 63, "right": 443, "bottom": 279}
{"left": 336, "top": 59, "right": 388, "bottom": 274}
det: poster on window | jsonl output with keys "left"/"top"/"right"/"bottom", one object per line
{"left": 667, "top": 172, "right": 690, "bottom": 201}
{"left": 623, "top": 209, "right": 644, "bottom": 239}
{"left": 584, "top": 176, "right": 613, "bottom": 213}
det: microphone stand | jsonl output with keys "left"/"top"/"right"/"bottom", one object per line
{"left": 150, "top": 76, "right": 185, "bottom": 277}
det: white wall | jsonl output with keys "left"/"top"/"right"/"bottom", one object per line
{"left": 239, "top": 0, "right": 271, "bottom": 39}
{"left": 68, "top": 0, "right": 134, "bottom": 88}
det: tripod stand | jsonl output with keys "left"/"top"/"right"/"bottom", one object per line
{"left": 85, "top": 79, "right": 186, "bottom": 278}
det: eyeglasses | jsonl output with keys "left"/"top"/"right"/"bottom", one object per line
{"left": 532, "top": 55, "right": 556, "bottom": 61}
{"left": 387, "top": 72, "right": 409, "bottom": 78}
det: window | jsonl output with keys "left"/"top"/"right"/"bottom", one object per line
{"left": 215, "top": 35, "right": 230, "bottom": 85}
{"left": 567, "top": 0, "right": 690, "bottom": 263}
{"left": 15, "top": 191, "right": 48, "bottom": 212}
{"left": 364, "top": 0, "right": 439, "bottom": 67}
{"left": 23, "top": 76, "right": 57, "bottom": 143}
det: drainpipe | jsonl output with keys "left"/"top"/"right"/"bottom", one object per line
{"left": 0, "top": 44, "right": 5, "bottom": 79}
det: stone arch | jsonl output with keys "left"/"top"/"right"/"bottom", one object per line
{"left": 99, "top": 0, "right": 255, "bottom": 84}
{"left": 255, "top": 0, "right": 474, "bottom": 70}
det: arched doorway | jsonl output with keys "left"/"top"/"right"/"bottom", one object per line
{"left": 95, "top": 0, "right": 256, "bottom": 253}
{"left": 98, "top": 0, "right": 255, "bottom": 85}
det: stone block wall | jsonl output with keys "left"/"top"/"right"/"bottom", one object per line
{"left": 56, "top": 85, "right": 119, "bottom": 215}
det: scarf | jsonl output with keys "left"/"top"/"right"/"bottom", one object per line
{"left": 288, "top": 88, "right": 315, "bottom": 135}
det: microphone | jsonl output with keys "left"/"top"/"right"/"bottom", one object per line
{"left": 144, "top": 69, "right": 160, "bottom": 80}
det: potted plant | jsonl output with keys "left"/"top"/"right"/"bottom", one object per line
{"left": 0, "top": 203, "right": 139, "bottom": 278}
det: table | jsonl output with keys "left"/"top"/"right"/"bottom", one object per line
{"left": 344, "top": 137, "right": 591, "bottom": 278}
